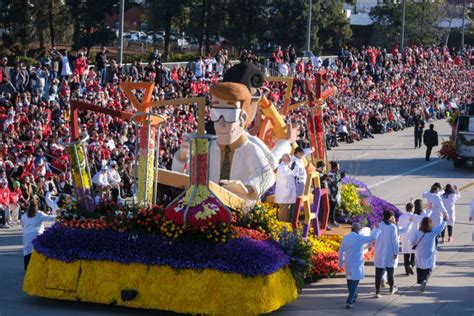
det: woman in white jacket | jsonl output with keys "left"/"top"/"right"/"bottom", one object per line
{"left": 410, "top": 216, "right": 447, "bottom": 292}
{"left": 21, "top": 199, "right": 56, "bottom": 270}
{"left": 398, "top": 200, "right": 432, "bottom": 276}
{"left": 440, "top": 184, "right": 460, "bottom": 243}
{"left": 374, "top": 210, "right": 412, "bottom": 297}
{"left": 275, "top": 154, "right": 296, "bottom": 222}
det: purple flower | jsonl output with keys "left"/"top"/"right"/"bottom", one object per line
{"left": 366, "top": 196, "right": 402, "bottom": 228}
{"left": 33, "top": 224, "right": 289, "bottom": 277}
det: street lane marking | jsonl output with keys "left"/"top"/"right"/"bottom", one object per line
{"left": 368, "top": 160, "right": 442, "bottom": 189}
{"left": 355, "top": 153, "right": 368, "bottom": 159}
{"left": 459, "top": 182, "right": 474, "bottom": 191}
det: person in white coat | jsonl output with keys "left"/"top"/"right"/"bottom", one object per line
{"left": 107, "top": 161, "right": 123, "bottom": 198}
{"left": 338, "top": 222, "right": 381, "bottom": 309}
{"left": 275, "top": 154, "right": 296, "bottom": 222}
{"left": 423, "top": 183, "right": 448, "bottom": 246}
{"left": 440, "top": 184, "right": 460, "bottom": 243}
{"left": 45, "top": 183, "right": 59, "bottom": 215}
{"left": 374, "top": 210, "right": 412, "bottom": 297}
{"left": 93, "top": 166, "right": 111, "bottom": 195}
{"left": 21, "top": 199, "right": 56, "bottom": 270}
{"left": 410, "top": 216, "right": 447, "bottom": 292}
{"left": 290, "top": 147, "right": 307, "bottom": 197}
{"left": 398, "top": 201, "right": 431, "bottom": 276}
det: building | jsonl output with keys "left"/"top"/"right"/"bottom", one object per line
{"left": 105, "top": 3, "right": 148, "bottom": 32}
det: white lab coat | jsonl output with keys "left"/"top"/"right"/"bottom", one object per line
{"left": 172, "top": 133, "right": 275, "bottom": 199}
{"left": 338, "top": 229, "right": 381, "bottom": 280}
{"left": 275, "top": 163, "right": 296, "bottom": 204}
{"left": 423, "top": 191, "right": 447, "bottom": 228}
{"left": 45, "top": 191, "right": 59, "bottom": 215}
{"left": 398, "top": 212, "right": 428, "bottom": 254}
{"left": 374, "top": 221, "right": 408, "bottom": 268}
{"left": 441, "top": 191, "right": 460, "bottom": 226}
{"left": 92, "top": 171, "right": 110, "bottom": 187}
{"left": 410, "top": 221, "right": 447, "bottom": 269}
{"left": 21, "top": 211, "right": 56, "bottom": 256}
{"left": 107, "top": 168, "right": 122, "bottom": 188}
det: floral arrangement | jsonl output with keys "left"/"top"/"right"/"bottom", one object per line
{"left": 136, "top": 125, "right": 159, "bottom": 205}
{"left": 164, "top": 137, "right": 231, "bottom": 227}
{"left": 310, "top": 252, "right": 343, "bottom": 278}
{"left": 365, "top": 195, "right": 402, "bottom": 227}
{"left": 67, "top": 144, "right": 94, "bottom": 211}
{"left": 278, "top": 228, "right": 313, "bottom": 293}
{"left": 234, "top": 202, "right": 280, "bottom": 238}
{"left": 33, "top": 224, "right": 289, "bottom": 277}
{"left": 340, "top": 184, "right": 368, "bottom": 220}
{"left": 438, "top": 139, "right": 457, "bottom": 161}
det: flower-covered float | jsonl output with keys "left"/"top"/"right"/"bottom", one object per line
{"left": 23, "top": 76, "right": 401, "bottom": 314}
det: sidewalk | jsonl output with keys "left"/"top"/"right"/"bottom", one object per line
{"left": 276, "top": 186, "right": 474, "bottom": 315}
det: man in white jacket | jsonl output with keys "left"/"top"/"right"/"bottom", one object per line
{"left": 172, "top": 82, "right": 275, "bottom": 202}
{"left": 275, "top": 154, "right": 296, "bottom": 222}
{"left": 339, "top": 222, "right": 381, "bottom": 309}
{"left": 423, "top": 183, "right": 448, "bottom": 246}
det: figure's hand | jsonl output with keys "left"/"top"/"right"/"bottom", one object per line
{"left": 220, "top": 180, "right": 249, "bottom": 197}
{"left": 443, "top": 212, "right": 448, "bottom": 220}
{"left": 178, "top": 140, "right": 190, "bottom": 162}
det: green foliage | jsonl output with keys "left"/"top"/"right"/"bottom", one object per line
{"left": 278, "top": 228, "right": 313, "bottom": 293}
{"left": 370, "top": 1, "right": 446, "bottom": 48}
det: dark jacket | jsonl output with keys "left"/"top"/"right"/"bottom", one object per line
{"left": 423, "top": 129, "right": 438, "bottom": 147}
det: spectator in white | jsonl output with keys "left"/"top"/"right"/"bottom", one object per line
{"left": 290, "top": 147, "right": 307, "bottom": 197}
{"left": 107, "top": 161, "right": 123, "bottom": 198}
{"left": 194, "top": 56, "right": 205, "bottom": 79}
{"left": 337, "top": 121, "right": 350, "bottom": 143}
{"left": 339, "top": 222, "right": 381, "bottom": 309}
{"left": 21, "top": 199, "right": 56, "bottom": 271}
{"left": 311, "top": 53, "right": 322, "bottom": 68}
{"left": 3, "top": 109, "right": 14, "bottom": 132}
{"left": 275, "top": 154, "right": 296, "bottom": 222}
{"left": 440, "top": 184, "right": 460, "bottom": 243}
{"left": 204, "top": 54, "right": 216, "bottom": 74}
{"left": 374, "top": 210, "right": 412, "bottom": 298}
{"left": 45, "top": 183, "right": 59, "bottom": 215}
{"left": 278, "top": 61, "right": 289, "bottom": 77}
{"left": 92, "top": 166, "right": 111, "bottom": 195}
{"left": 59, "top": 50, "right": 72, "bottom": 79}
{"left": 423, "top": 183, "right": 448, "bottom": 246}
{"left": 410, "top": 216, "right": 447, "bottom": 292}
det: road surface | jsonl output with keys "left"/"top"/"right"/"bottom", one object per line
{"left": 1, "top": 119, "right": 473, "bottom": 316}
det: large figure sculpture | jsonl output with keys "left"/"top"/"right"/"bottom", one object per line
{"left": 173, "top": 82, "right": 275, "bottom": 202}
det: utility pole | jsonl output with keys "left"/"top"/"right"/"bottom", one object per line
{"left": 461, "top": 0, "right": 466, "bottom": 52}
{"left": 400, "top": 0, "right": 406, "bottom": 52}
{"left": 118, "top": 0, "right": 125, "bottom": 65}
{"left": 306, "top": 0, "right": 312, "bottom": 57}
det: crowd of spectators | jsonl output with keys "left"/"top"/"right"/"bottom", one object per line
{"left": 0, "top": 43, "right": 471, "bottom": 227}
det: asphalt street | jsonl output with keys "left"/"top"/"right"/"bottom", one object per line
{"left": 0, "top": 119, "right": 473, "bottom": 316}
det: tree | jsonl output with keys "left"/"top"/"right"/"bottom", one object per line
{"left": 145, "top": 0, "right": 189, "bottom": 61}
{"left": 370, "top": 1, "right": 446, "bottom": 49}
{"left": 317, "top": 0, "right": 352, "bottom": 54}
{"left": 1, "top": 0, "right": 36, "bottom": 55}
{"left": 65, "top": 0, "right": 117, "bottom": 51}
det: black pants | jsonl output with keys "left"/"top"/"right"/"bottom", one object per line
{"left": 425, "top": 145, "right": 433, "bottom": 160}
{"left": 416, "top": 268, "right": 432, "bottom": 284}
{"left": 329, "top": 198, "right": 338, "bottom": 224}
{"left": 404, "top": 253, "right": 415, "bottom": 273}
{"left": 24, "top": 253, "right": 31, "bottom": 271}
{"left": 414, "top": 133, "right": 422, "bottom": 148}
{"left": 440, "top": 225, "right": 453, "bottom": 238}
{"left": 375, "top": 267, "right": 394, "bottom": 292}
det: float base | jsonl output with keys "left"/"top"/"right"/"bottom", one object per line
{"left": 24, "top": 252, "right": 298, "bottom": 315}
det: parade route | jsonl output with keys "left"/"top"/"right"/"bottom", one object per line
{"left": 277, "top": 119, "right": 474, "bottom": 315}
{"left": 1, "top": 120, "right": 473, "bottom": 316}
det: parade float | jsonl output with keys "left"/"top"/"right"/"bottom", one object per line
{"left": 23, "top": 66, "right": 397, "bottom": 314}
